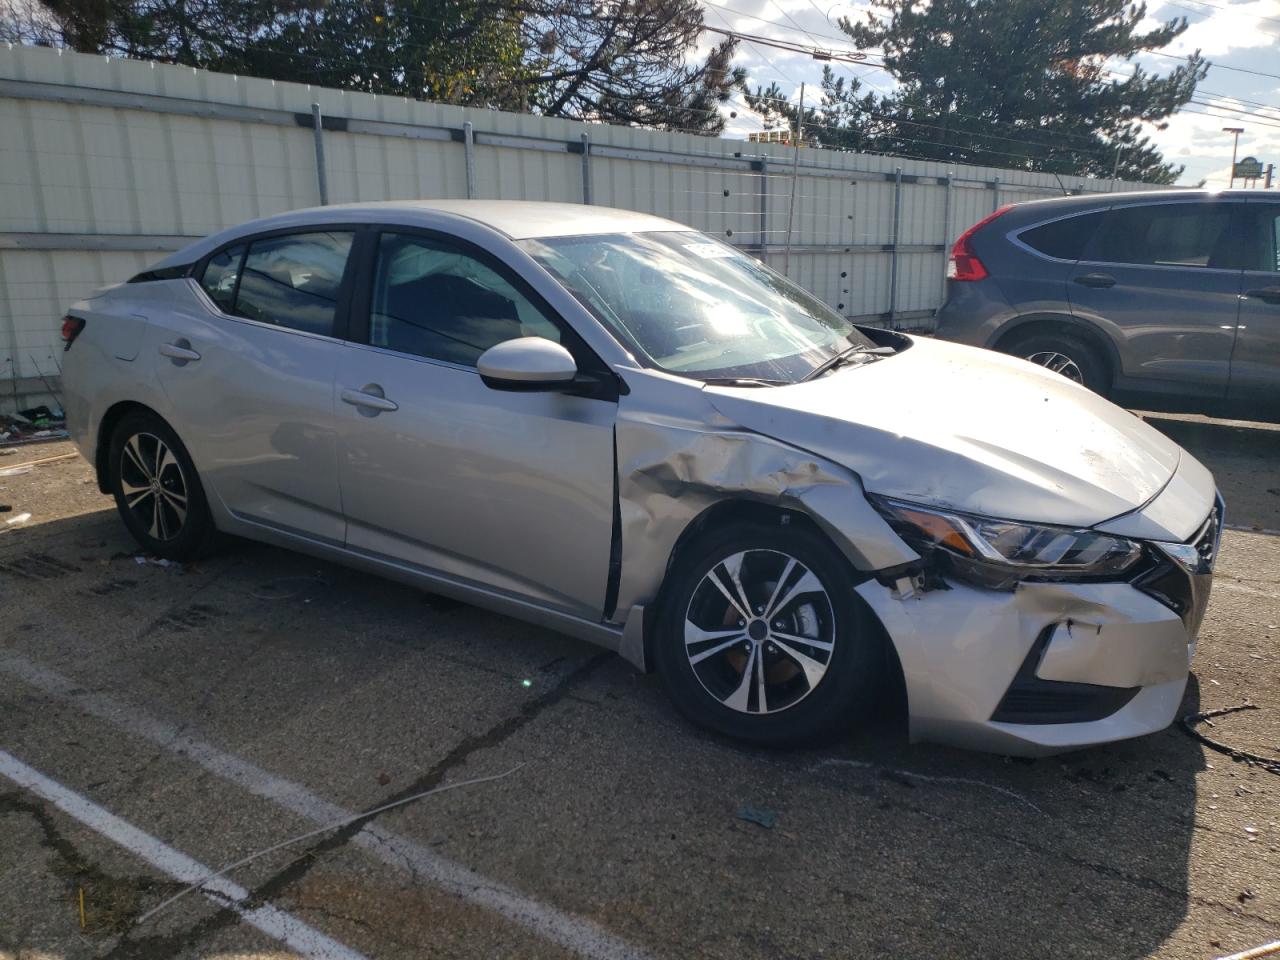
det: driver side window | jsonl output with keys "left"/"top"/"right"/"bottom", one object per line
{"left": 369, "top": 232, "right": 561, "bottom": 366}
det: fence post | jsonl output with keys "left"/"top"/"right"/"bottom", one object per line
{"left": 463, "top": 121, "right": 476, "bottom": 199}
{"left": 888, "top": 166, "right": 902, "bottom": 329}
{"left": 757, "top": 157, "right": 769, "bottom": 256}
{"left": 992, "top": 174, "right": 1001, "bottom": 212}
{"left": 310, "top": 103, "right": 328, "bottom": 206}
{"left": 940, "top": 171, "right": 953, "bottom": 306}
{"left": 580, "top": 133, "right": 592, "bottom": 205}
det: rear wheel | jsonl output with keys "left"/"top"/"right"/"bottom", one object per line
{"left": 108, "top": 411, "right": 215, "bottom": 561}
{"left": 1003, "top": 330, "right": 1109, "bottom": 395}
{"left": 653, "top": 521, "right": 886, "bottom": 746}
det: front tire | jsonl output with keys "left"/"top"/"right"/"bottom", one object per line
{"left": 108, "top": 411, "right": 215, "bottom": 562}
{"left": 653, "top": 521, "right": 886, "bottom": 746}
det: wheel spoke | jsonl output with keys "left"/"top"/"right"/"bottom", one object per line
{"left": 770, "top": 637, "right": 828, "bottom": 691}
{"left": 765, "top": 568, "right": 823, "bottom": 620}
{"left": 125, "top": 486, "right": 154, "bottom": 510}
{"left": 689, "top": 635, "right": 746, "bottom": 665}
{"left": 685, "top": 622, "right": 746, "bottom": 647}
{"left": 722, "top": 644, "right": 756, "bottom": 712}
{"left": 124, "top": 436, "right": 151, "bottom": 480}
{"left": 763, "top": 557, "right": 796, "bottom": 622}
{"left": 155, "top": 441, "right": 177, "bottom": 481}
{"left": 149, "top": 494, "right": 164, "bottom": 539}
{"left": 771, "top": 630, "right": 834, "bottom": 653}
{"left": 719, "top": 551, "right": 756, "bottom": 617}
{"left": 755, "top": 644, "right": 767, "bottom": 714}
{"left": 707, "top": 565, "right": 751, "bottom": 622}
{"left": 161, "top": 490, "right": 187, "bottom": 525}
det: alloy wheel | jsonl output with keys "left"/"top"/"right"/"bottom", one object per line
{"left": 684, "top": 549, "right": 836, "bottom": 715}
{"left": 119, "top": 432, "right": 188, "bottom": 542}
{"left": 1025, "top": 350, "right": 1084, "bottom": 384}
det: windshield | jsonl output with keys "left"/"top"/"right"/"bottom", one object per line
{"left": 518, "top": 231, "right": 876, "bottom": 383}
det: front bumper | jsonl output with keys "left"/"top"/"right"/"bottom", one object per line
{"left": 857, "top": 576, "right": 1196, "bottom": 755}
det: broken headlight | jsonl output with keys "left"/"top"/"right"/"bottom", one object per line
{"left": 871, "top": 496, "right": 1143, "bottom": 590}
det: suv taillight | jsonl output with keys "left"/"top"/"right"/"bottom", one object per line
{"left": 947, "top": 205, "right": 1012, "bottom": 282}
{"left": 61, "top": 315, "right": 85, "bottom": 351}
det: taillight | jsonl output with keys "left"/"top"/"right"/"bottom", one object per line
{"left": 61, "top": 315, "right": 85, "bottom": 351}
{"left": 947, "top": 205, "right": 1012, "bottom": 282}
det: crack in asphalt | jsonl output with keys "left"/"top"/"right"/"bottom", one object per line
{"left": 99, "top": 651, "right": 613, "bottom": 959}
{"left": 0, "top": 790, "right": 184, "bottom": 943}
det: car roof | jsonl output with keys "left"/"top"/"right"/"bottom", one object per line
{"left": 145, "top": 200, "right": 692, "bottom": 273}
{"left": 241, "top": 200, "right": 688, "bottom": 241}
{"left": 987, "top": 188, "right": 1264, "bottom": 229}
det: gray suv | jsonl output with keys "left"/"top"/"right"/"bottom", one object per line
{"left": 934, "top": 189, "right": 1280, "bottom": 421}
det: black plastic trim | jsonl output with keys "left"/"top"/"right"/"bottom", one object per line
{"left": 990, "top": 626, "right": 1140, "bottom": 725}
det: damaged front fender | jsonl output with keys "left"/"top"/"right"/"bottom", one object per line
{"left": 611, "top": 371, "right": 918, "bottom": 668}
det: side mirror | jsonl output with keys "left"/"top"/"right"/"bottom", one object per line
{"left": 477, "top": 337, "right": 578, "bottom": 391}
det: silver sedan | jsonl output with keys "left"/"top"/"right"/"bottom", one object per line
{"left": 61, "top": 201, "right": 1220, "bottom": 754}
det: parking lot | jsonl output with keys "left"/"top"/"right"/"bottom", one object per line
{"left": 1, "top": 412, "right": 1277, "bottom": 960}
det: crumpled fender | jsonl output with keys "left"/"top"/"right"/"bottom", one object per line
{"left": 611, "top": 371, "right": 918, "bottom": 650}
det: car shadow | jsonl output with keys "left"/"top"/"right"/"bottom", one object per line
{"left": 1, "top": 508, "right": 1214, "bottom": 960}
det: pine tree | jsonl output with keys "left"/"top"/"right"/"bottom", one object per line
{"left": 841, "top": 0, "right": 1207, "bottom": 181}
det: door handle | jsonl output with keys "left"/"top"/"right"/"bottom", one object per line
{"left": 1244, "top": 287, "right": 1280, "bottom": 305}
{"left": 159, "top": 340, "right": 201, "bottom": 363}
{"left": 1073, "top": 273, "right": 1116, "bottom": 289}
{"left": 341, "top": 386, "right": 399, "bottom": 413}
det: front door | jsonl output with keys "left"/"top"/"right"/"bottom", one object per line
{"left": 334, "top": 229, "right": 617, "bottom": 618}
{"left": 149, "top": 228, "right": 355, "bottom": 543}
{"left": 1231, "top": 203, "right": 1280, "bottom": 414}
{"left": 1067, "top": 199, "right": 1245, "bottom": 401}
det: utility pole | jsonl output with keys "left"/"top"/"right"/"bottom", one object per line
{"left": 1224, "top": 127, "right": 1243, "bottom": 188}
{"left": 783, "top": 83, "right": 804, "bottom": 278}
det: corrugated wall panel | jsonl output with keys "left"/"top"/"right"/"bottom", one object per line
{"left": 0, "top": 44, "right": 1163, "bottom": 400}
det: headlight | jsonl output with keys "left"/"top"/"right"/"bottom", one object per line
{"left": 871, "top": 496, "right": 1143, "bottom": 590}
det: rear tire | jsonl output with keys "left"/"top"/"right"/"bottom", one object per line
{"left": 108, "top": 411, "right": 216, "bottom": 562}
{"left": 1003, "top": 330, "right": 1110, "bottom": 395}
{"left": 653, "top": 521, "right": 886, "bottom": 746}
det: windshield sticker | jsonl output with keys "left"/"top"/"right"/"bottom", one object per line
{"left": 682, "top": 243, "right": 738, "bottom": 259}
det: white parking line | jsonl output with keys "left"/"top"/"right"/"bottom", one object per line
{"left": 0, "top": 653, "right": 650, "bottom": 960}
{"left": 0, "top": 749, "right": 368, "bottom": 960}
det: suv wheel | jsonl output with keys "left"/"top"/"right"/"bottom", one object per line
{"left": 1005, "top": 331, "right": 1109, "bottom": 395}
{"left": 653, "top": 521, "right": 886, "bottom": 745}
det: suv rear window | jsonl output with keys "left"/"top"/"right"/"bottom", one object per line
{"left": 1019, "top": 212, "right": 1104, "bottom": 260}
{"left": 1093, "top": 203, "right": 1235, "bottom": 269}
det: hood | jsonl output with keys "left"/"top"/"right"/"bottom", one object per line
{"left": 705, "top": 336, "right": 1183, "bottom": 530}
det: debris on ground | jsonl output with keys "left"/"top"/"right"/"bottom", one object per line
{"left": 0, "top": 408, "right": 69, "bottom": 446}
{"left": 6, "top": 512, "right": 32, "bottom": 525}
{"left": 1181, "top": 704, "right": 1280, "bottom": 776}
{"left": 736, "top": 804, "right": 778, "bottom": 829}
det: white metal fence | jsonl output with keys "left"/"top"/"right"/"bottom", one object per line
{"left": 0, "top": 43, "right": 1159, "bottom": 411}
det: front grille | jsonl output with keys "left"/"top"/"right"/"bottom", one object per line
{"left": 1134, "top": 495, "right": 1222, "bottom": 635}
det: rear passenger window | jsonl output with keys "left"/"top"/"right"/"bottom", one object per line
{"left": 233, "top": 232, "right": 354, "bottom": 336}
{"left": 1020, "top": 212, "right": 1104, "bottom": 260}
{"left": 1092, "top": 204, "right": 1235, "bottom": 269}
{"left": 199, "top": 244, "right": 244, "bottom": 313}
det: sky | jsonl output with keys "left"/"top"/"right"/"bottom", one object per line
{"left": 698, "top": 0, "right": 1280, "bottom": 187}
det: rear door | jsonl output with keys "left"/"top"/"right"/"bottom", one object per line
{"left": 1066, "top": 199, "right": 1245, "bottom": 401}
{"left": 333, "top": 228, "right": 618, "bottom": 618}
{"left": 149, "top": 228, "right": 355, "bottom": 543}
{"left": 1230, "top": 203, "right": 1280, "bottom": 412}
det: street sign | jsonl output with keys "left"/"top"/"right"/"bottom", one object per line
{"left": 1234, "top": 156, "right": 1265, "bottom": 179}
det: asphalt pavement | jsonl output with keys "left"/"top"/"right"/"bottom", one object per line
{"left": 1, "top": 411, "right": 1278, "bottom": 960}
